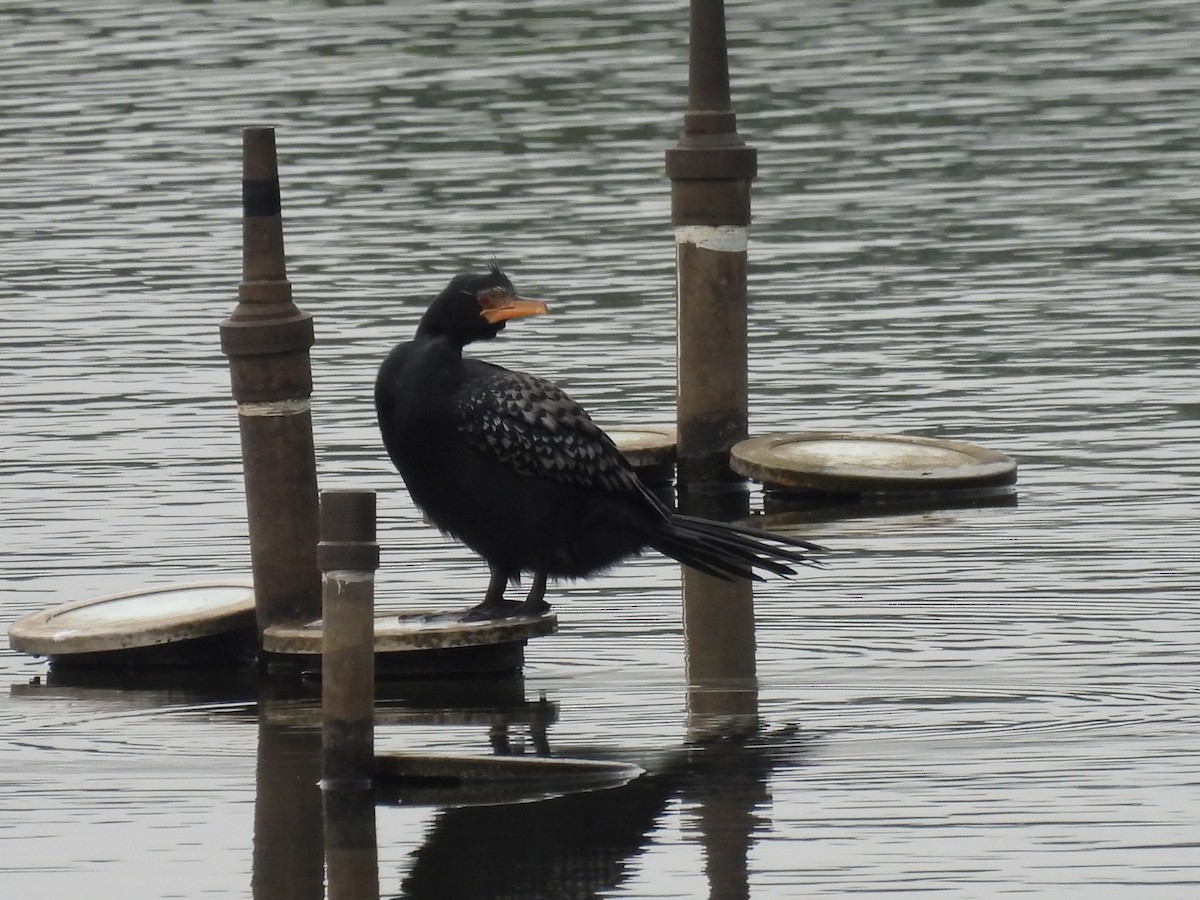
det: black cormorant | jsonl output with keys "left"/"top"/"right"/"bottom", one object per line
{"left": 375, "top": 264, "right": 822, "bottom": 619}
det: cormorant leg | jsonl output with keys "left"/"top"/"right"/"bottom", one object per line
{"left": 515, "top": 571, "right": 550, "bottom": 617}
{"left": 462, "top": 565, "right": 523, "bottom": 621}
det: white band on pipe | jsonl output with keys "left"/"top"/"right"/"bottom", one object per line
{"left": 675, "top": 225, "right": 749, "bottom": 253}
{"left": 237, "top": 398, "right": 311, "bottom": 417}
{"left": 323, "top": 571, "right": 376, "bottom": 584}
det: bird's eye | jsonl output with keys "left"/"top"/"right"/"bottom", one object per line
{"left": 478, "top": 287, "right": 508, "bottom": 308}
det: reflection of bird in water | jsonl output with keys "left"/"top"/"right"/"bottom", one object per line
{"left": 398, "top": 772, "right": 677, "bottom": 900}
{"left": 375, "top": 264, "right": 823, "bottom": 619}
{"left": 395, "top": 729, "right": 814, "bottom": 900}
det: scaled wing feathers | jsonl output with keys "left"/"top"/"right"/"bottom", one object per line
{"left": 454, "top": 369, "right": 643, "bottom": 494}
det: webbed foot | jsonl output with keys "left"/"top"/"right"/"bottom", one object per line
{"left": 458, "top": 568, "right": 551, "bottom": 621}
{"left": 461, "top": 598, "right": 525, "bottom": 622}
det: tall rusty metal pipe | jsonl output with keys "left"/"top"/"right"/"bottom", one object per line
{"left": 220, "top": 126, "right": 321, "bottom": 638}
{"left": 665, "top": 0, "right": 758, "bottom": 489}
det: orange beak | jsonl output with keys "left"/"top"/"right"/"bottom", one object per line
{"left": 480, "top": 297, "right": 549, "bottom": 325}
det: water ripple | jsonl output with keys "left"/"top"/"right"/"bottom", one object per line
{"left": 2, "top": 1, "right": 1199, "bottom": 896}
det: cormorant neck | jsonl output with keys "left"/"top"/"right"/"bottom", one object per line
{"left": 413, "top": 326, "right": 468, "bottom": 352}
{"left": 415, "top": 319, "right": 496, "bottom": 349}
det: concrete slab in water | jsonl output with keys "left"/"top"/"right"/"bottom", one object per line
{"left": 607, "top": 424, "right": 676, "bottom": 468}
{"left": 731, "top": 431, "right": 1017, "bottom": 495}
{"left": 262, "top": 608, "right": 557, "bottom": 655}
{"left": 8, "top": 582, "right": 256, "bottom": 657}
{"left": 263, "top": 608, "right": 557, "bottom": 676}
{"left": 374, "top": 752, "right": 643, "bottom": 806}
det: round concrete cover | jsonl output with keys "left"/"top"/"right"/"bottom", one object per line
{"left": 607, "top": 424, "right": 676, "bottom": 467}
{"left": 262, "top": 608, "right": 557, "bottom": 655}
{"left": 8, "top": 582, "right": 256, "bottom": 655}
{"left": 731, "top": 431, "right": 1017, "bottom": 493}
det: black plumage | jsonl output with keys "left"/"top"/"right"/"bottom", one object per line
{"left": 375, "top": 264, "right": 823, "bottom": 619}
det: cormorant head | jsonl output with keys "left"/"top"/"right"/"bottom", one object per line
{"left": 417, "top": 262, "right": 548, "bottom": 345}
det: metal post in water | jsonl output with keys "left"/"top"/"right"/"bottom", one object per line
{"left": 666, "top": 0, "right": 757, "bottom": 489}
{"left": 220, "top": 126, "right": 321, "bottom": 638}
{"left": 318, "top": 489, "right": 379, "bottom": 785}
{"left": 680, "top": 489, "right": 759, "bottom": 897}
{"left": 318, "top": 490, "right": 380, "bottom": 900}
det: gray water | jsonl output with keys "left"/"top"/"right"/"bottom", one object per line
{"left": 2, "top": 1, "right": 1198, "bottom": 897}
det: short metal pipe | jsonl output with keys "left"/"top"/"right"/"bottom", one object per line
{"left": 220, "top": 126, "right": 321, "bottom": 637}
{"left": 318, "top": 490, "right": 380, "bottom": 788}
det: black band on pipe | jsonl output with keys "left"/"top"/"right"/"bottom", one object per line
{"left": 243, "top": 177, "right": 282, "bottom": 217}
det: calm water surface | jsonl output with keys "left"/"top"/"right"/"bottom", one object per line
{"left": 2, "top": 1, "right": 1198, "bottom": 898}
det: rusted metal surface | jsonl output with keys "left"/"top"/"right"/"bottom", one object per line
{"left": 673, "top": 240, "right": 750, "bottom": 486}
{"left": 317, "top": 490, "right": 382, "bottom": 572}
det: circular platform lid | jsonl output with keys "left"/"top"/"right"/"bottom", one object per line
{"left": 262, "top": 607, "right": 557, "bottom": 656}
{"left": 8, "top": 581, "right": 256, "bottom": 656}
{"left": 607, "top": 424, "right": 676, "bottom": 468}
{"left": 731, "top": 431, "right": 1017, "bottom": 494}
{"left": 374, "top": 752, "right": 644, "bottom": 806}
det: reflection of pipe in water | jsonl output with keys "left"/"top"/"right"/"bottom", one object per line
{"left": 253, "top": 697, "right": 324, "bottom": 900}
{"left": 682, "top": 570, "right": 761, "bottom": 900}
{"left": 683, "top": 566, "right": 757, "bottom": 739}
{"left": 324, "top": 782, "right": 379, "bottom": 900}
{"left": 681, "top": 489, "right": 759, "bottom": 742}
{"left": 681, "top": 486, "right": 761, "bottom": 900}
{"left": 678, "top": 735, "right": 781, "bottom": 900}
